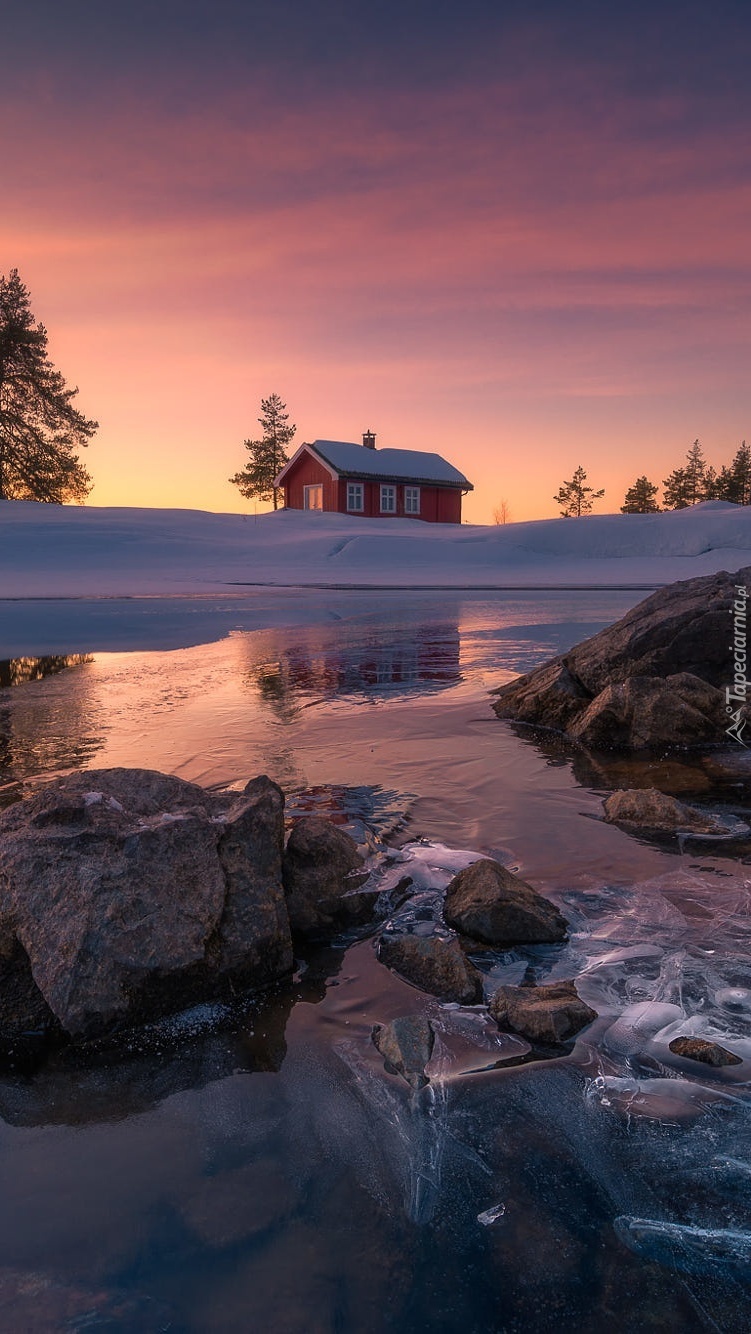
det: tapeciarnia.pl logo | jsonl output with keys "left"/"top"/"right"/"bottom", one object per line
{"left": 726, "top": 584, "right": 748, "bottom": 745}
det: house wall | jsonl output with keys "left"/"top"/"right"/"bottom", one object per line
{"left": 283, "top": 453, "right": 464, "bottom": 523}
{"left": 283, "top": 454, "right": 338, "bottom": 511}
{"left": 335, "top": 479, "right": 463, "bottom": 523}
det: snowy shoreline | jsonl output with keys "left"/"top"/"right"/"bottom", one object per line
{"left": 1, "top": 498, "right": 749, "bottom": 600}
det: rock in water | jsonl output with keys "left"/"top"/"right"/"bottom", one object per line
{"left": 443, "top": 859, "right": 567, "bottom": 947}
{"left": 282, "top": 816, "right": 369, "bottom": 936}
{"left": 372, "top": 1015, "right": 436, "bottom": 1088}
{"left": 668, "top": 1037, "right": 742, "bottom": 1067}
{"left": 0, "top": 769, "right": 294, "bottom": 1040}
{"left": 377, "top": 932, "right": 484, "bottom": 1004}
{"left": 489, "top": 979, "right": 597, "bottom": 1045}
{"left": 491, "top": 565, "right": 748, "bottom": 750}
{"left": 567, "top": 674, "right": 724, "bottom": 750}
{"left": 603, "top": 788, "right": 730, "bottom": 835}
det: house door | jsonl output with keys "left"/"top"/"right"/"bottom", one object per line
{"left": 303, "top": 484, "right": 323, "bottom": 511}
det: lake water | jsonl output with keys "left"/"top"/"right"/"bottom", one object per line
{"left": 0, "top": 590, "right": 750, "bottom": 1333}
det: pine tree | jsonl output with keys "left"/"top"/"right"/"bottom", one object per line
{"left": 553, "top": 465, "right": 604, "bottom": 518}
{"left": 715, "top": 465, "right": 735, "bottom": 501}
{"left": 229, "top": 393, "right": 296, "bottom": 510}
{"left": 702, "top": 465, "right": 719, "bottom": 500}
{"left": 727, "top": 440, "right": 751, "bottom": 505}
{"left": 662, "top": 466, "right": 692, "bottom": 509}
{"left": 663, "top": 439, "right": 710, "bottom": 508}
{"left": 683, "top": 438, "right": 706, "bottom": 504}
{"left": 0, "top": 269, "right": 97, "bottom": 502}
{"left": 620, "top": 476, "right": 660, "bottom": 513}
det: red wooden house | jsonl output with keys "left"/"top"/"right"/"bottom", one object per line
{"left": 273, "top": 432, "right": 473, "bottom": 524}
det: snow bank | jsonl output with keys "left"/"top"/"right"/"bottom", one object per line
{"left": 0, "top": 499, "right": 749, "bottom": 598}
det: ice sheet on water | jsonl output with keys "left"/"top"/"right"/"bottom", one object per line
{"left": 602, "top": 1001, "right": 686, "bottom": 1058}
{"left": 331, "top": 1034, "right": 452, "bottom": 1225}
{"left": 589, "top": 1075, "right": 742, "bottom": 1121}
{"left": 614, "top": 1215, "right": 751, "bottom": 1274}
{"left": 477, "top": 1201, "right": 506, "bottom": 1226}
{"left": 716, "top": 987, "right": 751, "bottom": 1016}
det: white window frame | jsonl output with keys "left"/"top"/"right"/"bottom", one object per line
{"left": 404, "top": 486, "right": 420, "bottom": 515}
{"left": 346, "top": 482, "right": 364, "bottom": 512}
{"left": 303, "top": 484, "right": 323, "bottom": 511}
{"left": 380, "top": 484, "right": 396, "bottom": 514}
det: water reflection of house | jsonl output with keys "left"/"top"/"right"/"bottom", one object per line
{"left": 280, "top": 626, "right": 461, "bottom": 698}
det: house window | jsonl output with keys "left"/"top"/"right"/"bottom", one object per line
{"left": 347, "top": 482, "right": 364, "bottom": 512}
{"left": 404, "top": 486, "right": 420, "bottom": 514}
{"left": 380, "top": 484, "right": 396, "bottom": 513}
{"left": 303, "top": 484, "right": 323, "bottom": 511}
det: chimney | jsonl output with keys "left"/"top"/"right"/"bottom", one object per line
{"left": 362, "top": 429, "right": 376, "bottom": 450}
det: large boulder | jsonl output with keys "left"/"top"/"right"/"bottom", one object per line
{"left": 492, "top": 565, "right": 749, "bottom": 750}
{"left": 567, "top": 675, "right": 724, "bottom": 750}
{"left": 377, "top": 932, "right": 484, "bottom": 1004}
{"left": 282, "top": 816, "right": 369, "bottom": 936}
{"left": 0, "top": 769, "right": 293, "bottom": 1040}
{"left": 213, "top": 776, "right": 290, "bottom": 978}
{"left": 443, "top": 859, "right": 567, "bottom": 947}
{"left": 490, "top": 979, "right": 597, "bottom": 1045}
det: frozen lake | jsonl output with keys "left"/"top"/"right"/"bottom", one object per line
{"left": 0, "top": 589, "right": 750, "bottom": 1332}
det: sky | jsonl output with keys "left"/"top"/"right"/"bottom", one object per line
{"left": 2, "top": 0, "right": 750, "bottom": 523}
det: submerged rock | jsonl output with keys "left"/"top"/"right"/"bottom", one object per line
{"left": 0, "top": 768, "right": 296, "bottom": 1041}
{"left": 377, "top": 932, "right": 484, "bottom": 1004}
{"left": 372, "top": 1014, "right": 436, "bottom": 1088}
{"left": 492, "top": 565, "right": 749, "bottom": 750}
{"left": 603, "top": 788, "right": 730, "bottom": 836}
{"left": 490, "top": 979, "right": 597, "bottom": 1045}
{"left": 443, "top": 859, "right": 567, "bottom": 947}
{"left": 282, "top": 816, "right": 369, "bottom": 937}
{"left": 668, "top": 1036, "right": 742, "bottom": 1067}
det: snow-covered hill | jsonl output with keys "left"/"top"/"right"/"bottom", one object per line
{"left": 0, "top": 499, "right": 749, "bottom": 597}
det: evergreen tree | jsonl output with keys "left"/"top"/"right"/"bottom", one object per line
{"left": 715, "top": 464, "right": 735, "bottom": 501}
{"left": 662, "top": 466, "right": 692, "bottom": 509}
{"left": 663, "top": 439, "right": 711, "bottom": 508}
{"left": 620, "top": 476, "right": 660, "bottom": 513}
{"left": 553, "top": 465, "right": 604, "bottom": 518}
{"left": 683, "top": 438, "right": 706, "bottom": 504}
{"left": 0, "top": 269, "right": 97, "bottom": 502}
{"left": 727, "top": 440, "right": 751, "bottom": 505}
{"left": 702, "top": 465, "right": 719, "bottom": 500}
{"left": 229, "top": 393, "right": 296, "bottom": 510}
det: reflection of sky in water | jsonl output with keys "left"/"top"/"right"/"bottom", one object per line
{"left": 0, "top": 591, "right": 637, "bottom": 799}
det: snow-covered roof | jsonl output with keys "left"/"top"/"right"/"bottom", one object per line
{"left": 275, "top": 440, "right": 472, "bottom": 489}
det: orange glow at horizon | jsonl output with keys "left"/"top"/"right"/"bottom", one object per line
{"left": 3, "top": 51, "right": 750, "bottom": 525}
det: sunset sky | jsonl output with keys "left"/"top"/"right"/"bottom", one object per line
{"left": 3, "top": 1, "right": 750, "bottom": 522}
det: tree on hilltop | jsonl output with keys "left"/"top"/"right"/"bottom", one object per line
{"left": 717, "top": 440, "right": 751, "bottom": 505}
{"left": 553, "top": 465, "right": 604, "bottom": 518}
{"left": 683, "top": 438, "right": 707, "bottom": 504}
{"left": 229, "top": 393, "right": 296, "bottom": 510}
{"left": 663, "top": 439, "right": 707, "bottom": 509}
{"left": 0, "top": 269, "right": 97, "bottom": 502}
{"left": 620, "top": 476, "right": 660, "bottom": 513}
{"left": 662, "top": 467, "right": 691, "bottom": 509}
